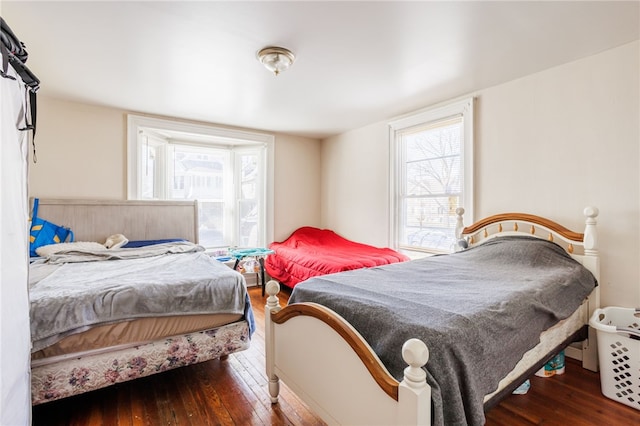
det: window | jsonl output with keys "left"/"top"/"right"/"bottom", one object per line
{"left": 389, "top": 98, "right": 474, "bottom": 254}
{"left": 127, "top": 115, "right": 274, "bottom": 249}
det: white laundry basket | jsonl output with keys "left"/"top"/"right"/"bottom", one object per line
{"left": 589, "top": 307, "right": 640, "bottom": 410}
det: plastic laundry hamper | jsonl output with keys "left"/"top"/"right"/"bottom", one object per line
{"left": 589, "top": 307, "right": 640, "bottom": 410}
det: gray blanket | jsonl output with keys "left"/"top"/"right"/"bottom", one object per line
{"left": 289, "top": 236, "right": 597, "bottom": 426}
{"left": 30, "top": 243, "right": 250, "bottom": 352}
{"left": 40, "top": 240, "right": 204, "bottom": 264}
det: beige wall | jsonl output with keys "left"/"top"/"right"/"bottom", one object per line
{"left": 29, "top": 97, "right": 322, "bottom": 242}
{"left": 272, "top": 133, "right": 322, "bottom": 241}
{"left": 321, "top": 121, "right": 390, "bottom": 247}
{"left": 29, "top": 98, "right": 126, "bottom": 199}
{"left": 321, "top": 41, "right": 640, "bottom": 308}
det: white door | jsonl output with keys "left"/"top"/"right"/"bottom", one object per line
{"left": 0, "top": 62, "right": 33, "bottom": 425}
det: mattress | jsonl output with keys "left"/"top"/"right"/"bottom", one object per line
{"left": 29, "top": 242, "right": 254, "bottom": 352}
{"left": 483, "top": 303, "right": 585, "bottom": 402}
{"left": 31, "top": 313, "right": 242, "bottom": 359}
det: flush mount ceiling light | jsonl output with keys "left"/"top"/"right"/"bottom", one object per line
{"left": 257, "top": 46, "right": 295, "bottom": 76}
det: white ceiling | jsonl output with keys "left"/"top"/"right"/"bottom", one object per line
{"left": 3, "top": 1, "right": 639, "bottom": 139}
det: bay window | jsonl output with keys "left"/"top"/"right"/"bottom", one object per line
{"left": 127, "top": 115, "right": 274, "bottom": 249}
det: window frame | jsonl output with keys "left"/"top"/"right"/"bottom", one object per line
{"left": 127, "top": 114, "right": 274, "bottom": 248}
{"left": 388, "top": 97, "right": 474, "bottom": 255}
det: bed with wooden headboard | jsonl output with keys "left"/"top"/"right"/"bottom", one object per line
{"left": 29, "top": 199, "right": 254, "bottom": 405}
{"left": 265, "top": 207, "right": 600, "bottom": 425}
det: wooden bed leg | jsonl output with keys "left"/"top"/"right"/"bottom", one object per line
{"left": 269, "top": 376, "right": 280, "bottom": 404}
{"left": 265, "top": 280, "right": 282, "bottom": 403}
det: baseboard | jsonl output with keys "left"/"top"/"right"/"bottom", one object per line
{"left": 244, "top": 273, "right": 259, "bottom": 287}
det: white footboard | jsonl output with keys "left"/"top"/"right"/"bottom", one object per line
{"left": 265, "top": 281, "right": 431, "bottom": 426}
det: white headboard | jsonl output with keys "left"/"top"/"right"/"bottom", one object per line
{"left": 31, "top": 199, "right": 199, "bottom": 244}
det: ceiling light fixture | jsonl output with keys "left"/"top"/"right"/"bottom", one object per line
{"left": 257, "top": 46, "right": 295, "bottom": 76}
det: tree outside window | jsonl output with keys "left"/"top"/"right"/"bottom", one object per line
{"left": 390, "top": 98, "right": 474, "bottom": 254}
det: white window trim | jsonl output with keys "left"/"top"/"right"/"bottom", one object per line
{"left": 388, "top": 97, "right": 474, "bottom": 253}
{"left": 127, "top": 114, "right": 275, "bottom": 246}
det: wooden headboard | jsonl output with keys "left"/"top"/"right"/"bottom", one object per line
{"left": 31, "top": 199, "right": 199, "bottom": 244}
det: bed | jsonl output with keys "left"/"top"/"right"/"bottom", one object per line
{"left": 264, "top": 207, "right": 600, "bottom": 425}
{"left": 29, "top": 199, "right": 255, "bottom": 405}
{"left": 264, "top": 226, "right": 410, "bottom": 288}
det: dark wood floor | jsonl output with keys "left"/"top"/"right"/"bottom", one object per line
{"left": 32, "top": 286, "right": 640, "bottom": 425}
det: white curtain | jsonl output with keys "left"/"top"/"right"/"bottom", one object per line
{"left": 0, "top": 62, "right": 32, "bottom": 424}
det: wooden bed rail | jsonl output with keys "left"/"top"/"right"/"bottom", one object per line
{"left": 456, "top": 207, "right": 599, "bottom": 256}
{"left": 462, "top": 211, "right": 584, "bottom": 241}
{"left": 265, "top": 280, "right": 432, "bottom": 425}
{"left": 269, "top": 301, "right": 401, "bottom": 400}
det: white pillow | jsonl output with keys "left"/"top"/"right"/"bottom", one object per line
{"left": 104, "top": 234, "right": 129, "bottom": 249}
{"left": 36, "top": 242, "right": 106, "bottom": 258}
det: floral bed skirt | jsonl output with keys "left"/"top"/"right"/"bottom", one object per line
{"left": 31, "top": 320, "right": 250, "bottom": 405}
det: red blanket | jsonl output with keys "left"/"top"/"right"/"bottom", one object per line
{"left": 265, "top": 227, "right": 409, "bottom": 288}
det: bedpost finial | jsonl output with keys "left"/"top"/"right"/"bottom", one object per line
{"left": 266, "top": 280, "right": 280, "bottom": 297}
{"left": 402, "top": 338, "right": 429, "bottom": 365}
{"left": 402, "top": 338, "right": 429, "bottom": 389}
{"left": 583, "top": 206, "right": 599, "bottom": 220}
{"left": 266, "top": 280, "right": 281, "bottom": 309}
{"left": 582, "top": 206, "right": 598, "bottom": 253}
{"left": 455, "top": 207, "right": 465, "bottom": 240}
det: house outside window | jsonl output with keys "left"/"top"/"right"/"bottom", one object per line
{"left": 127, "top": 115, "right": 274, "bottom": 249}
{"left": 389, "top": 98, "right": 474, "bottom": 255}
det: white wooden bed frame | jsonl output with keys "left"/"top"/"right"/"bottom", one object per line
{"left": 265, "top": 207, "right": 600, "bottom": 425}
{"left": 30, "top": 198, "right": 252, "bottom": 405}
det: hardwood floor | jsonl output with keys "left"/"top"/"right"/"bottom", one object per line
{"left": 32, "top": 286, "right": 640, "bottom": 425}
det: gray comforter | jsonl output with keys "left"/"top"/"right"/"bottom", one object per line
{"left": 30, "top": 242, "right": 252, "bottom": 352}
{"left": 288, "top": 236, "right": 597, "bottom": 426}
